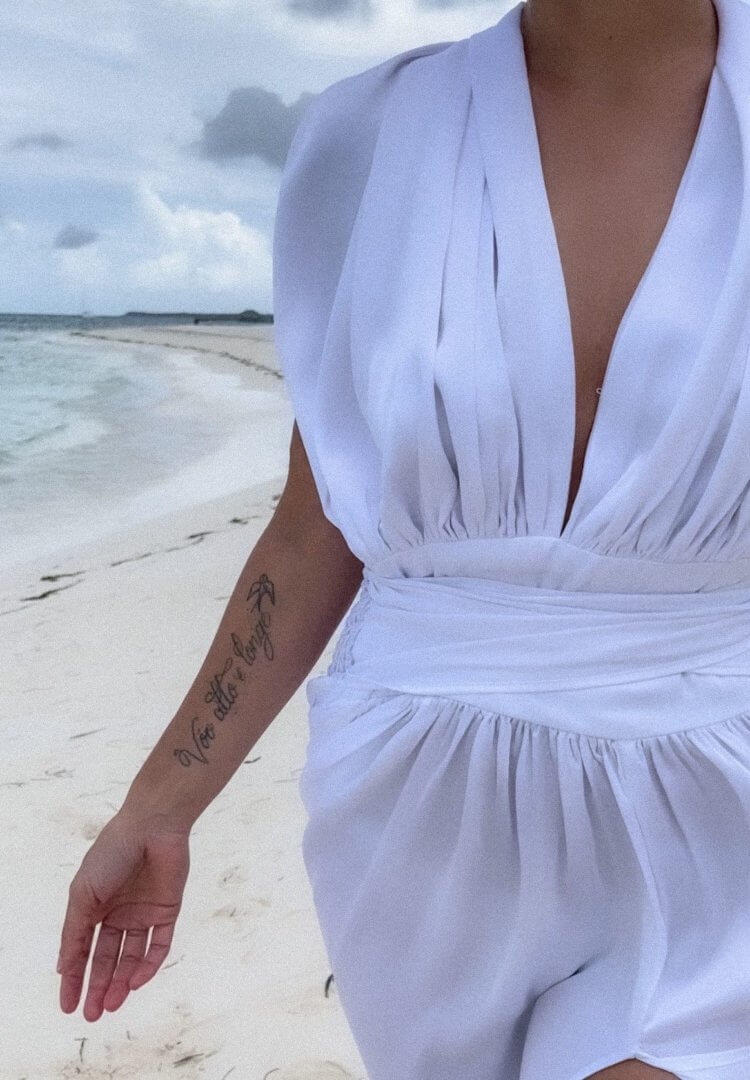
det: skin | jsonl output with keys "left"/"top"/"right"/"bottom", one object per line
{"left": 523, "top": 6, "right": 719, "bottom": 1077}
{"left": 521, "top": 0, "right": 719, "bottom": 533}
{"left": 521, "top": 0, "right": 718, "bottom": 84}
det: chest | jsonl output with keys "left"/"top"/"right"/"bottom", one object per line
{"left": 527, "top": 74, "right": 714, "bottom": 524}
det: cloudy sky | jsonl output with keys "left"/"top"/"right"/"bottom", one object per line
{"left": 0, "top": 0, "right": 508, "bottom": 315}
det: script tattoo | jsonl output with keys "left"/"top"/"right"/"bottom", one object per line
{"left": 174, "top": 715, "right": 216, "bottom": 768}
{"left": 203, "top": 655, "right": 237, "bottom": 722}
{"left": 173, "top": 572, "right": 277, "bottom": 767}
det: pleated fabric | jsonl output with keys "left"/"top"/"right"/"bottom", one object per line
{"left": 272, "top": 0, "right": 750, "bottom": 1075}
{"left": 300, "top": 673, "right": 750, "bottom": 1080}
{"left": 273, "top": 0, "right": 750, "bottom": 575}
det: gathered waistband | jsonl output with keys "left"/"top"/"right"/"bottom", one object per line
{"left": 326, "top": 569, "right": 750, "bottom": 738}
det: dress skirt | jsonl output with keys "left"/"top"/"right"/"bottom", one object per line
{"left": 298, "top": 571, "right": 750, "bottom": 1080}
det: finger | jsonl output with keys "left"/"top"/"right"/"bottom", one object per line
{"left": 129, "top": 921, "right": 176, "bottom": 989}
{"left": 102, "top": 928, "right": 148, "bottom": 1012}
{"left": 83, "top": 923, "right": 124, "bottom": 1023}
{"left": 57, "top": 888, "right": 97, "bottom": 1015}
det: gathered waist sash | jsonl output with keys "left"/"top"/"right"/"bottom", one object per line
{"left": 324, "top": 569, "right": 750, "bottom": 738}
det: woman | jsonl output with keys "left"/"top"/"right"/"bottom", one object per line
{"left": 57, "top": 0, "right": 750, "bottom": 1077}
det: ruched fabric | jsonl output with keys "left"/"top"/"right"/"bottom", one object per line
{"left": 272, "top": 0, "right": 750, "bottom": 1075}
{"left": 301, "top": 667, "right": 750, "bottom": 1080}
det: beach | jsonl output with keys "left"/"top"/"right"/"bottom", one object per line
{"left": 1, "top": 324, "right": 365, "bottom": 1079}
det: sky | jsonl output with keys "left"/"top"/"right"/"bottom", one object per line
{"left": 0, "top": 0, "right": 508, "bottom": 315}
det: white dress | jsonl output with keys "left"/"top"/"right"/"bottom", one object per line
{"left": 272, "top": 0, "right": 750, "bottom": 1076}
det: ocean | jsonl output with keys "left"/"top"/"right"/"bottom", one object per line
{"left": 0, "top": 314, "right": 289, "bottom": 570}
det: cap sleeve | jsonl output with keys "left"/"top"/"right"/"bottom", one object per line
{"left": 272, "top": 44, "right": 454, "bottom": 530}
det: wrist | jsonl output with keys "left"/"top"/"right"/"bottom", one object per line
{"left": 117, "top": 781, "right": 197, "bottom": 835}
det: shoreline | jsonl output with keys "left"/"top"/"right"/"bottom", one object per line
{"left": 71, "top": 322, "right": 283, "bottom": 383}
{"left": 4, "top": 322, "right": 293, "bottom": 574}
{"left": 2, "top": 321, "right": 365, "bottom": 1077}
{"left": 2, "top": 318, "right": 295, "bottom": 659}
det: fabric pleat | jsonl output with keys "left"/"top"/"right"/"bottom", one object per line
{"left": 274, "top": 0, "right": 750, "bottom": 574}
{"left": 300, "top": 675, "right": 750, "bottom": 1079}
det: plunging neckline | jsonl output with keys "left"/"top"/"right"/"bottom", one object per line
{"left": 517, "top": 1, "right": 722, "bottom": 538}
{"left": 468, "top": 0, "right": 724, "bottom": 541}
{"left": 516, "top": 1, "right": 721, "bottom": 538}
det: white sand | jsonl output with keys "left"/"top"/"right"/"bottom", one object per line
{"left": 1, "top": 324, "right": 366, "bottom": 1079}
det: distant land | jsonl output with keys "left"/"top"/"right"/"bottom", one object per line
{"left": 123, "top": 308, "right": 273, "bottom": 324}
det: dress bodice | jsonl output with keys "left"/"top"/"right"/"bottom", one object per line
{"left": 273, "top": 0, "right": 750, "bottom": 596}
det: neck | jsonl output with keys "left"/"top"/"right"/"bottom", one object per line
{"left": 520, "top": 0, "right": 718, "bottom": 90}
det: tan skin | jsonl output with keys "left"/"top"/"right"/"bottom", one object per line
{"left": 522, "top": 0, "right": 718, "bottom": 535}
{"left": 522, "top": 0, "right": 717, "bottom": 1075}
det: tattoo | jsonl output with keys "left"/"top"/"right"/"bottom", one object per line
{"left": 173, "top": 715, "right": 216, "bottom": 767}
{"left": 204, "top": 656, "right": 238, "bottom": 722}
{"left": 173, "top": 573, "right": 277, "bottom": 767}
{"left": 230, "top": 608, "right": 273, "bottom": 666}
{"left": 247, "top": 573, "right": 275, "bottom": 610}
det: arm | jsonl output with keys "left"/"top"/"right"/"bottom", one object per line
{"left": 118, "top": 421, "right": 364, "bottom": 832}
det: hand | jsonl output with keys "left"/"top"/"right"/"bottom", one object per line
{"left": 56, "top": 808, "right": 191, "bottom": 1021}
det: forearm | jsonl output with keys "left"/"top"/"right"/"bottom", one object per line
{"left": 118, "top": 514, "right": 363, "bottom": 831}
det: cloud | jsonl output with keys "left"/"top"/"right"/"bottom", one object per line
{"left": 286, "top": 0, "right": 372, "bottom": 16}
{"left": 3, "top": 2, "right": 138, "bottom": 58}
{"left": 193, "top": 86, "right": 317, "bottom": 168}
{"left": 0, "top": 0, "right": 506, "bottom": 313}
{"left": 1, "top": 217, "right": 25, "bottom": 235}
{"left": 127, "top": 182, "right": 271, "bottom": 293}
{"left": 50, "top": 183, "right": 271, "bottom": 307}
{"left": 54, "top": 242, "right": 110, "bottom": 290}
{"left": 54, "top": 225, "right": 100, "bottom": 249}
{"left": 7, "top": 131, "right": 72, "bottom": 151}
